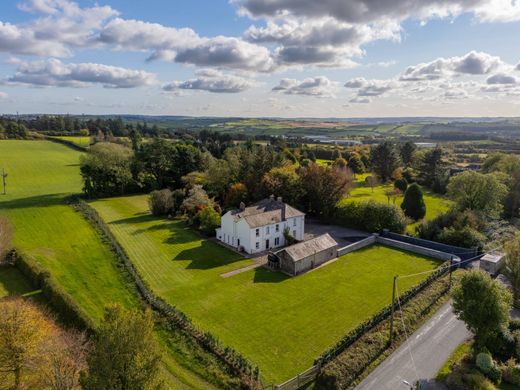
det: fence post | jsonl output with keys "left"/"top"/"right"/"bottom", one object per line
{"left": 389, "top": 274, "right": 398, "bottom": 345}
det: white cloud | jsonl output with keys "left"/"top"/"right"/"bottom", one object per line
{"left": 163, "top": 69, "right": 254, "bottom": 93}
{"left": 5, "top": 58, "right": 156, "bottom": 88}
{"left": 345, "top": 77, "right": 397, "bottom": 100}
{"left": 400, "top": 51, "right": 503, "bottom": 81}
{"left": 272, "top": 76, "right": 336, "bottom": 97}
{"left": 487, "top": 73, "right": 517, "bottom": 84}
{"left": 349, "top": 96, "right": 371, "bottom": 104}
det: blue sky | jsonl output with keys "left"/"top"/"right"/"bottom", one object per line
{"left": 1, "top": 0, "right": 520, "bottom": 117}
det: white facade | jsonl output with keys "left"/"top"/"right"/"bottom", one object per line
{"left": 216, "top": 199, "right": 305, "bottom": 254}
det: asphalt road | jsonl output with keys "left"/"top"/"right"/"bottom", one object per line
{"left": 355, "top": 301, "right": 471, "bottom": 390}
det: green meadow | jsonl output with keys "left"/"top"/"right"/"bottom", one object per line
{"left": 92, "top": 194, "right": 442, "bottom": 384}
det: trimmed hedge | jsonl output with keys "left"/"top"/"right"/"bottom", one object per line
{"left": 7, "top": 249, "right": 95, "bottom": 330}
{"left": 316, "top": 266, "right": 453, "bottom": 389}
{"left": 336, "top": 200, "right": 407, "bottom": 234}
{"left": 71, "top": 199, "right": 262, "bottom": 389}
{"left": 44, "top": 135, "right": 89, "bottom": 152}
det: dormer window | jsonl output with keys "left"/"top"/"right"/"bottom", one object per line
{"left": 266, "top": 226, "right": 270, "bottom": 234}
{"left": 276, "top": 224, "right": 279, "bottom": 232}
{"left": 256, "top": 228, "right": 259, "bottom": 237}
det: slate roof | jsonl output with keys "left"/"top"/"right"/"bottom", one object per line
{"left": 277, "top": 233, "right": 338, "bottom": 262}
{"left": 231, "top": 197, "right": 305, "bottom": 228}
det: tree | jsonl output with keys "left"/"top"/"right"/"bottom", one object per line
{"left": 129, "top": 128, "right": 142, "bottom": 152}
{"left": 365, "top": 175, "right": 379, "bottom": 193}
{"left": 181, "top": 185, "right": 213, "bottom": 221}
{"left": 81, "top": 305, "right": 163, "bottom": 390}
{"left": 401, "top": 183, "right": 426, "bottom": 220}
{"left": 482, "top": 153, "right": 520, "bottom": 217}
{"left": 225, "top": 182, "right": 248, "bottom": 208}
{"left": 394, "top": 178, "right": 408, "bottom": 192}
{"left": 348, "top": 153, "right": 365, "bottom": 175}
{"left": 198, "top": 206, "right": 221, "bottom": 235}
{"left": 332, "top": 157, "right": 348, "bottom": 170}
{"left": 300, "top": 163, "right": 352, "bottom": 216}
{"left": 416, "top": 147, "right": 447, "bottom": 190}
{"left": 149, "top": 189, "right": 174, "bottom": 216}
{"left": 260, "top": 165, "right": 304, "bottom": 207}
{"left": 400, "top": 141, "right": 417, "bottom": 167}
{"left": 447, "top": 171, "right": 507, "bottom": 218}
{"left": 453, "top": 271, "right": 512, "bottom": 349}
{"left": 0, "top": 298, "right": 52, "bottom": 388}
{"left": 370, "top": 141, "right": 401, "bottom": 182}
{"left": 80, "top": 143, "right": 134, "bottom": 197}
{"left": 505, "top": 233, "right": 520, "bottom": 308}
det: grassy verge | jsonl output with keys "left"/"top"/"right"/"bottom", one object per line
{"left": 436, "top": 342, "right": 471, "bottom": 382}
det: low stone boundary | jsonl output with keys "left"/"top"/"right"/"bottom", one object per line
{"left": 337, "top": 236, "right": 376, "bottom": 256}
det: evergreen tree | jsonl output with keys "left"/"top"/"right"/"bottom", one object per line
{"left": 348, "top": 154, "right": 365, "bottom": 174}
{"left": 417, "top": 147, "right": 446, "bottom": 187}
{"left": 401, "top": 183, "right": 426, "bottom": 220}
{"left": 400, "top": 141, "right": 417, "bottom": 166}
{"left": 370, "top": 141, "right": 401, "bottom": 182}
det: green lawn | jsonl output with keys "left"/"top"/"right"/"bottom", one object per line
{"left": 342, "top": 175, "right": 452, "bottom": 232}
{"left": 0, "top": 140, "right": 217, "bottom": 389}
{"left": 92, "top": 194, "right": 442, "bottom": 384}
{"left": 0, "top": 140, "right": 137, "bottom": 321}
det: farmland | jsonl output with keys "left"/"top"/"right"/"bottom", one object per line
{"left": 91, "top": 194, "right": 442, "bottom": 384}
{"left": 48, "top": 135, "right": 91, "bottom": 147}
{"left": 0, "top": 140, "right": 223, "bottom": 389}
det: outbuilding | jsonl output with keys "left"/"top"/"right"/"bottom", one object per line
{"left": 480, "top": 252, "right": 506, "bottom": 275}
{"left": 273, "top": 233, "right": 338, "bottom": 276}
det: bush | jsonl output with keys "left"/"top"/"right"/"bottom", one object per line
{"left": 336, "top": 200, "right": 407, "bottom": 233}
{"left": 394, "top": 178, "right": 408, "bottom": 192}
{"left": 148, "top": 189, "right": 174, "bottom": 216}
{"left": 476, "top": 352, "right": 494, "bottom": 374}
{"left": 401, "top": 183, "right": 426, "bottom": 220}
{"left": 501, "top": 359, "right": 520, "bottom": 385}
{"left": 437, "top": 226, "right": 486, "bottom": 249}
{"left": 198, "top": 206, "right": 221, "bottom": 236}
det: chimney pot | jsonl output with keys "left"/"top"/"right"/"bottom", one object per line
{"left": 239, "top": 202, "right": 246, "bottom": 211}
{"left": 269, "top": 194, "right": 275, "bottom": 200}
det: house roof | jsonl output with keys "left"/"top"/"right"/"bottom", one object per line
{"left": 231, "top": 197, "right": 304, "bottom": 228}
{"left": 276, "top": 233, "right": 338, "bottom": 262}
{"left": 480, "top": 252, "right": 505, "bottom": 264}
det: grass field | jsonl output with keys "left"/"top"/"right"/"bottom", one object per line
{"left": 342, "top": 173, "right": 452, "bottom": 232}
{"left": 49, "top": 135, "right": 91, "bottom": 147}
{"left": 92, "top": 194, "right": 442, "bottom": 384}
{"left": 0, "top": 140, "right": 219, "bottom": 389}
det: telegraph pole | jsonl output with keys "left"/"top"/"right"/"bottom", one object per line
{"left": 1, "top": 168, "right": 7, "bottom": 195}
{"left": 449, "top": 256, "right": 453, "bottom": 290}
{"left": 389, "top": 275, "right": 398, "bottom": 345}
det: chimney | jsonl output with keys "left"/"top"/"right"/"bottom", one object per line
{"left": 277, "top": 196, "right": 282, "bottom": 202}
{"left": 269, "top": 194, "right": 275, "bottom": 201}
{"left": 239, "top": 202, "right": 246, "bottom": 211}
{"left": 281, "top": 203, "right": 286, "bottom": 221}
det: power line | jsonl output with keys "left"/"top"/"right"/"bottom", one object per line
{"left": 395, "top": 283, "right": 419, "bottom": 386}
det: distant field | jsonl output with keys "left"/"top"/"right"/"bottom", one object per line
{"left": 49, "top": 135, "right": 91, "bottom": 147}
{"left": 341, "top": 174, "right": 452, "bottom": 232}
{"left": 92, "top": 194, "right": 442, "bottom": 384}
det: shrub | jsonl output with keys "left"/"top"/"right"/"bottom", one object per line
{"left": 198, "top": 206, "right": 221, "bottom": 236}
{"left": 337, "top": 200, "right": 407, "bottom": 233}
{"left": 148, "top": 189, "right": 174, "bottom": 216}
{"left": 401, "top": 183, "right": 426, "bottom": 220}
{"left": 501, "top": 359, "right": 520, "bottom": 385}
{"left": 394, "top": 178, "right": 408, "bottom": 192}
{"left": 476, "top": 352, "right": 494, "bottom": 374}
{"left": 437, "top": 226, "right": 486, "bottom": 249}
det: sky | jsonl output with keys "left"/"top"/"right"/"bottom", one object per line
{"left": 1, "top": 0, "right": 520, "bottom": 117}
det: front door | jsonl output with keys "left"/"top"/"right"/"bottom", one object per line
{"left": 265, "top": 239, "right": 270, "bottom": 249}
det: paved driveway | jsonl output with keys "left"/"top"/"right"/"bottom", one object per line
{"left": 305, "top": 219, "right": 369, "bottom": 247}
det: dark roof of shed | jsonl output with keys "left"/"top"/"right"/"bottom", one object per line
{"left": 276, "top": 233, "right": 338, "bottom": 262}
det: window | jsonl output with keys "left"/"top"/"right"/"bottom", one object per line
{"left": 293, "top": 230, "right": 297, "bottom": 237}
{"left": 293, "top": 218, "right": 296, "bottom": 227}
{"left": 256, "top": 242, "right": 259, "bottom": 249}
{"left": 275, "top": 237, "right": 280, "bottom": 246}
{"left": 266, "top": 226, "right": 270, "bottom": 234}
{"left": 275, "top": 224, "right": 279, "bottom": 232}
{"left": 255, "top": 228, "right": 259, "bottom": 237}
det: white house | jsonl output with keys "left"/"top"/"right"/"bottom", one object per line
{"left": 216, "top": 195, "right": 305, "bottom": 254}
